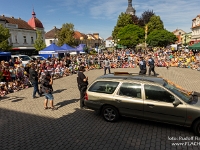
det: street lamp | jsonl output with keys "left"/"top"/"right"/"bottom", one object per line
{"left": 181, "top": 34, "right": 191, "bottom": 52}
{"left": 111, "top": 40, "right": 115, "bottom": 52}
{"left": 80, "top": 36, "right": 84, "bottom": 44}
{"left": 54, "top": 26, "right": 57, "bottom": 44}
{"left": 87, "top": 36, "right": 92, "bottom": 48}
{"left": 145, "top": 25, "right": 148, "bottom": 53}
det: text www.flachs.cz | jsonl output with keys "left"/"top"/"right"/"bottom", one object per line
{"left": 171, "top": 142, "right": 200, "bottom": 146}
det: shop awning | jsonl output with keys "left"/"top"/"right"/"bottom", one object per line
{"left": 188, "top": 42, "right": 200, "bottom": 50}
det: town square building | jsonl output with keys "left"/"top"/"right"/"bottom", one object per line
{"left": 0, "top": 10, "right": 45, "bottom": 55}
{"left": 190, "top": 14, "right": 200, "bottom": 45}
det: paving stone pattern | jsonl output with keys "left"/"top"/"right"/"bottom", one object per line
{"left": 0, "top": 67, "right": 200, "bottom": 150}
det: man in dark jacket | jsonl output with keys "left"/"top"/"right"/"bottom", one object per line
{"left": 148, "top": 54, "right": 156, "bottom": 76}
{"left": 139, "top": 56, "right": 147, "bottom": 75}
{"left": 77, "top": 66, "right": 88, "bottom": 109}
{"left": 29, "top": 63, "right": 41, "bottom": 98}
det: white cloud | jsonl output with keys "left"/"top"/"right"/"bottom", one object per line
{"left": 88, "top": 0, "right": 199, "bottom": 32}
{"left": 44, "top": 0, "right": 200, "bottom": 38}
{"left": 47, "top": 9, "right": 57, "bottom": 13}
{"left": 90, "top": 0, "right": 126, "bottom": 20}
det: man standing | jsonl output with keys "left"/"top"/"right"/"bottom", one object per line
{"left": 139, "top": 56, "right": 147, "bottom": 75}
{"left": 148, "top": 54, "right": 156, "bottom": 76}
{"left": 103, "top": 57, "right": 111, "bottom": 75}
{"left": 29, "top": 63, "right": 41, "bottom": 98}
{"left": 41, "top": 74, "right": 57, "bottom": 110}
{"left": 77, "top": 66, "right": 88, "bottom": 109}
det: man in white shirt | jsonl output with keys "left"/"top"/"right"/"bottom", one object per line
{"left": 103, "top": 57, "right": 111, "bottom": 75}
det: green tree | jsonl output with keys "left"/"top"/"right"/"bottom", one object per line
{"left": 34, "top": 30, "right": 46, "bottom": 51}
{"left": 147, "top": 15, "right": 164, "bottom": 34}
{"left": 57, "top": 23, "right": 76, "bottom": 46}
{"left": 117, "top": 24, "right": 144, "bottom": 48}
{"left": 0, "top": 24, "right": 12, "bottom": 51}
{"left": 146, "top": 29, "right": 178, "bottom": 47}
{"left": 112, "top": 13, "right": 133, "bottom": 40}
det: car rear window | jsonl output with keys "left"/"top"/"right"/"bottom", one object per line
{"left": 20, "top": 56, "right": 31, "bottom": 61}
{"left": 88, "top": 81, "right": 119, "bottom": 94}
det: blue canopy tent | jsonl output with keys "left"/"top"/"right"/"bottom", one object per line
{"left": 0, "top": 52, "right": 11, "bottom": 61}
{"left": 58, "top": 44, "right": 77, "bottom": 53}
{"left": 39, "top": 43, "right": 65, "bottom": 58}
{"left": 75, "top": 44, "right": 86, "bottom": 54}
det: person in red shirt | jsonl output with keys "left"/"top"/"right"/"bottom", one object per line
{"left": 3, "top": 68, "right": 11, "bottom": 86}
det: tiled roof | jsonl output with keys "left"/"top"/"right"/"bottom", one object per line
{"left": 28, "top": 17, "right": 44, "bottom": 29}
{"left": 45, "top": 27, "right": 60, "bottom": 39}
{"left": 28, "top": 10, "right": 44, "bottom": 29}
{"left": 87, "top": 34, "right": 98, "bottom": 40}
{"left": 74, "top": 31, "right": 87, "bottom": 39}
{"left": 106, "top": 36, "right": 113, "bottom": 40}
{"left": 45, "top": 28, "right": 98, "bottom": 40}
{"left": 192, "top": 14, "right": 200, "bottom": 21}
{"left": 0, "top": 15, "right": 34, "bottom": 30}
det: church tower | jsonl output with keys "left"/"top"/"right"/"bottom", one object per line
{"left": 126, "top": 0, "right": 136, "bottom": 16}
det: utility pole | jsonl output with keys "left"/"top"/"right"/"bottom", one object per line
{"left": 145, "top": 25, "right": 148, "bottom": 53}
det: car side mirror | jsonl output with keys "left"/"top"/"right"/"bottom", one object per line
{"left": 173, "top": 99, "right": 181, "bottom": 107}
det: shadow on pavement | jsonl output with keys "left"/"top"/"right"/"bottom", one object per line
{"left": 53, "top": 89, "right": 67, "bottom": 94}
{"left": 0, "top": 96, "right": 25, "bottom": 103}
{"left": 55, "top": 99, "right": 79, "bottom": 108}
{"left": 0, "top": 107, "right": 198, "bottom": 150}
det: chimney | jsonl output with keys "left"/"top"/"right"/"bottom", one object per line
{"left": 2, "top": 14, "right": 5, "bottom": 17}
{"left": 93, "top": 33, "right": 99, "bottom": 39}
{"left": 11, "top": 16, "right": 14, "bottom": 18}
{"left": 19, "top": 17, "right": 21, "bottom": 20}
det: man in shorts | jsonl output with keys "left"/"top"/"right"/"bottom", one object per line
{"left": 41, "top": 74, "right": 57, "bottom": 110}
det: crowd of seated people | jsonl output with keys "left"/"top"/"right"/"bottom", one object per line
{"left": 0, "top": 48, "right": 199, "bottom": 97}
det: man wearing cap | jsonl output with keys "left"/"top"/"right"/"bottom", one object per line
{"left": 148, "top": 54, "right": 156, "bottom": 76}
{"left": 29, "top": 63, "right": 41, "bottom": 98}
{"left": 77, "top": 66, "right": 88, "bottom": 109}
{"left": 139, "top": 56, "right": 147, "bottom": 75}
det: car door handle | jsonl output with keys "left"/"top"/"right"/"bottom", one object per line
{"left": 115, "top": 99, "right": 121, "bottom": 103}
{"left": 147, "top": 104, "right": 155, "bottom": 107}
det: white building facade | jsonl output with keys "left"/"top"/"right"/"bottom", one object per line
{"left": 0, "top": 10, "right": 45, "bottom": 55}
{"left": 191, "top": 15, "right": 200, "bottom": 45}
{"left": 105, "top": 36, "right": 114, "bottom": 48}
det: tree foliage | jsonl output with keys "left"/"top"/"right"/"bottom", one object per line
{"left": 131, "top": 15, "right": 139, "bottom": 25}
{"left": 117, "top": 24, "right": 144, "bottom": 48}
{"left": 147, "top": 15, "right": 164, "bottom": 34}
{"left": 0, "top": 24, "right": 12, "bottom": 51}
{"left": 57, "top": 23, "right": 76, "bottom": 46}
{"left": 146, "top": 29, "right": 178, "bottom": 47}
{"left": 34, "top": 30, "right": 46, "bottom": 51}
{"left": 138, "top": 10, "right": 155, "bottom": 27}
{"left": 112, "top": 13, "right": 133, "bottom": 40}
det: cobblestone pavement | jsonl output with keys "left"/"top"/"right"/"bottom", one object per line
{"left": 0, "top": 67, "right": 200, "bottom": 150}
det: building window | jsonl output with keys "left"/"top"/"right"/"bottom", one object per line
{"left": 9, "top": 38, "right": 12, "bottom": 44}
{"left": 31, "top": 37, "right": 34, "bottom": 44}
{"left": 23, "top": 36, "right": 27, "bottom": 44}
{"left": 50, "top": 40, "right": 53, "bottom": 44}
{"left": 14, "top": 35, "right": 18, "bottom": 43}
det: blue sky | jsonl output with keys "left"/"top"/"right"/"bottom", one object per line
{"left": 0, "top": 0, "right": 199, "bottom": 39}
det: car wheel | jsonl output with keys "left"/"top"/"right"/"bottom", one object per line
{"left": 102, "top": 105, "right": 119, "bottom": 122}
{"left": 193, "top": 119, "right": 200, "bottom": 136}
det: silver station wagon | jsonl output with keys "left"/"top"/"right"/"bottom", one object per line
{"left": 84, "top": 72, "right": 200, "bottom": 136}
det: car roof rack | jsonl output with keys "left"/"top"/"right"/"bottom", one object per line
{"left": 113, "top": 72, "right": 147, "bottom": 76}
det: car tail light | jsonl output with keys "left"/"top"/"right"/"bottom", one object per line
{"left": 85, "top": 93, "right": 88, "bottom": 100}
